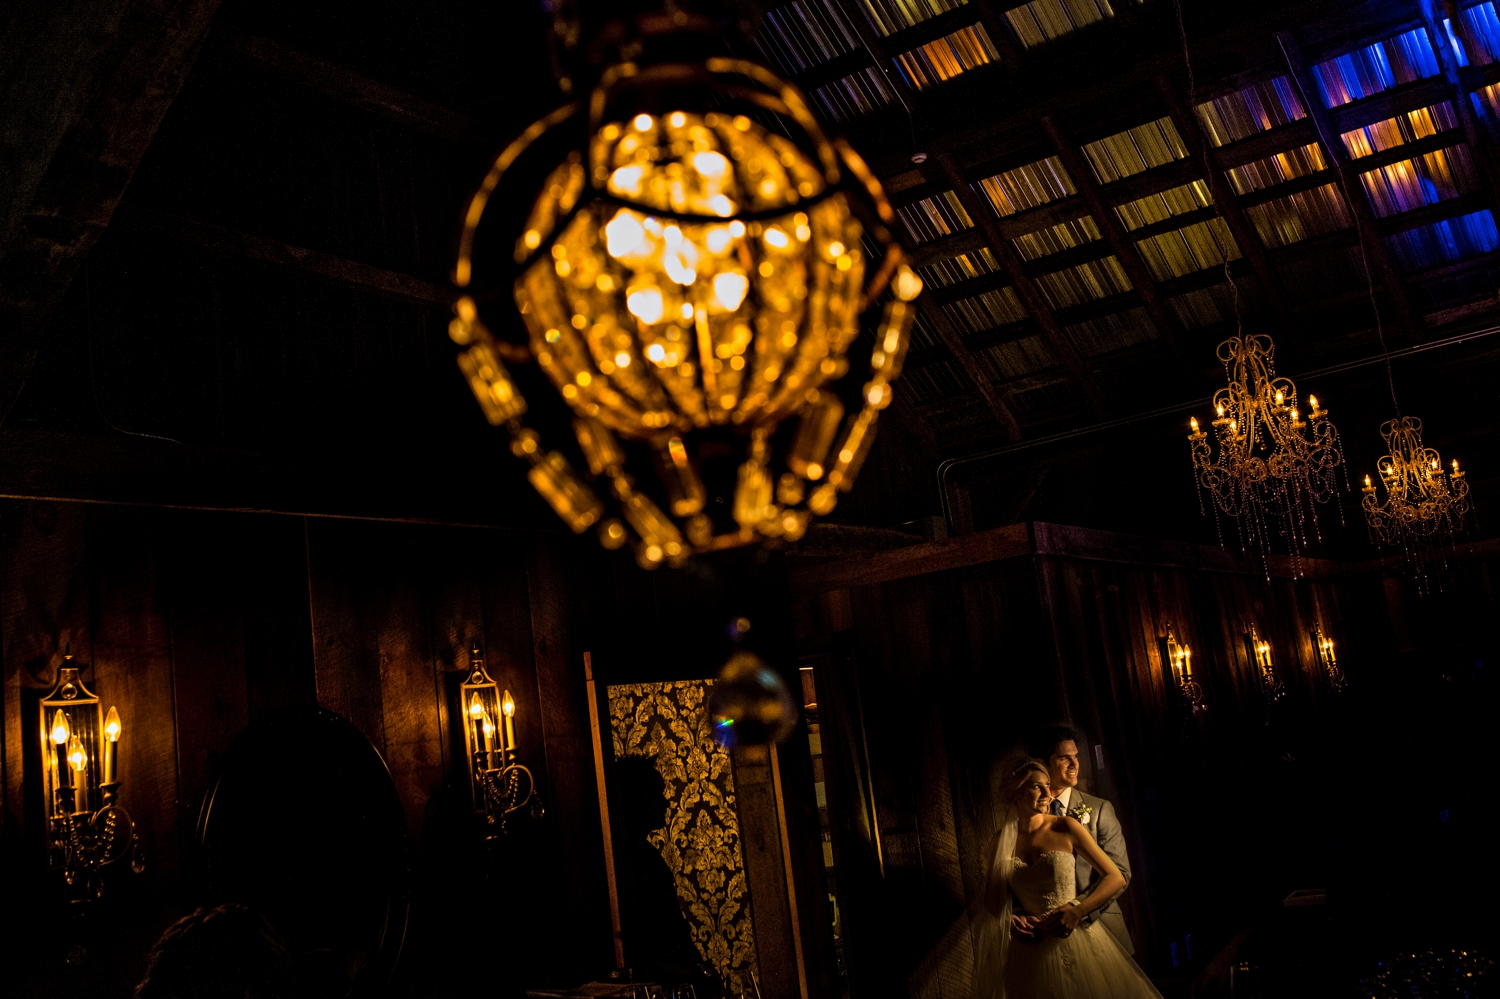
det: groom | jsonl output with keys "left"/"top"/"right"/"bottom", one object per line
{"left": 1019, "top": 725, "right": 1134, "bottom": 954}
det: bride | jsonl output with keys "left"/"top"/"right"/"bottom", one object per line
{"left": 975, "top": 758, "right": 1162, "bottom": 999}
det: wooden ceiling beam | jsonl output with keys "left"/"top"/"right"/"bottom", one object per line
{"left": 1277, "top": 30, "right": 1423, "bottom": 341}
{"left": 223, "top": 34, "right": 487, "bottom": 146}
{"left": 1154, "top": 75, "right": 1297, "bottom": 325}
{"left": 1419, "top": 1, "right": 1500, "bottom": 203}
{"left": 914, "top": 289, "right": 1024, "bottom": 440}
{"left": 935, "top": 152, "right": 1109, "bottom": 415}
{"left": 0, "top": 0, "right": 223, "bottom": 425}
{"left": 1040, "top": 116, "right": 1192, "bottom": 359}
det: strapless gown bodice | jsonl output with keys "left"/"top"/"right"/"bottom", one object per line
{"left": 1010, "top": 850, "right": 1077, "bottom": 915}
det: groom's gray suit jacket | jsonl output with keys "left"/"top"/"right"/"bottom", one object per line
{"left": 1065, "top": 787, "right": 1134, "bottom": 955}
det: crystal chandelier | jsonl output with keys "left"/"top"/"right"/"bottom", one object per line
{"left": 1188, "top": 335, "right": 1344, "bottom": 556}
{"left": 448, "top": 57, "right": 920, "bottom": 568}
{"left": 1360, "top": 416, "right": 1470, "bottom": 551}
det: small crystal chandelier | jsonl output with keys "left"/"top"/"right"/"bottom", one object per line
{"left": 449, "top": 52, "right": 919, "bottom": 569}
{"left": 1188, "top": 335, "right": 1344, "bottom": 558}
{"left": 1361, "top": 416, "right": 1470, "bottom": 555}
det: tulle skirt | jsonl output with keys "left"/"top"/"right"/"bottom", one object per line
{"left": 1002, "top": 921, "right": 1162, "bottom": 999}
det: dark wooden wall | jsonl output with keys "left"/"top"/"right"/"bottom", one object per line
{"left": 0, "top": 497, "right": 827, "bottom": 999}
{"left": 791, "top": 523, "right": 1500, "bottom": 993}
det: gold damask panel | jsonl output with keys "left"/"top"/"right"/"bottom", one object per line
{"left": 608, "top": 680, "right": 758, "bottom": 984}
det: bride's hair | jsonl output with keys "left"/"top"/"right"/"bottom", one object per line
{"left": 1000, "top": 755, "right": 1050, "bottom": 801}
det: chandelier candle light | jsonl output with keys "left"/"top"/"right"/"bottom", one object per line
{"left": 1361, "top": 416, "right": 1470, "bottom": 560}
{"left": 449, "top": 58, "right": 919, "bottom": 568}
{"left": 1188, "top": 335, "right": 1344, "bottom": 561}
{"left": 460, "top": 650, "right": 541, "bottom": 836}
{"left": 39, "top": 654, "right": 141, "bottom": 899}
{"left": 1162, "top": 625, "right": 1205, "bottom": 714}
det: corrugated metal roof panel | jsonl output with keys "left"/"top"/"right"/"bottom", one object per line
{"left": 757, "top": 0, "right": 859, "bottom": 74}
{"left": 977, "top": 156, "right": 1076, "bottom": 216}
{"left": 920, "top": 248, "right": 1001, "bottom": 287}
{"left": 1033, "top": 257, "right": 1132, "bottom": 308}
{"left": 894, "top": 24, "right": 1000, "bottom": 89}
{"left": 1167, "top": 284, "right": 1239, "bottom": 329}
{"left": 895, "top": 191, "right": 975, "bottom": 242}
{"left": 1224, "top": 143, "right": 1327, "bottom": 195}
{"left": 812, "top": 68, "right": 897, "bottom": 121}
{"left": 1081, "top": 117, "right": 1189, "bottom": 184}
{"left": 1195, "top": 77, "right": 1306, "bottom": 147}
{"left": 860, "top": 0, "right": 968, "bottom": 36}
{"left": 1312, "top": 28, "right": 1440, "bottom": 108}
{"left": 943, "top": 286, "right": 1029, "bottom": 332}
{"left": 1064, "top": 307, "right": 1157, "bottom": 356}
{"left": 1358, "top": 146, "right": 1479, "bottom": 217}
{"left": 900, "top": 357, "right": 973, "bottom": 403}
{"left": 1458, "top": 3, "right": 1500, "bottom": 64}
{"left": 1340, "top": 102, "right": 1458, "bottom": 157}
{"left": 1387, "top": 209, "right": 1499, "bottom": 269}
{"left": 1115, "top": 180, "right": 1212, "bottom": 231}
{"left": 1244, "top": 184, "right": 1352, "bottom": 247}
{"left": 1135, "top": 218, "right": 1240, "bottom": 281}
{"left": 1011, "top": 216, "right": 1102, "bottom": 260}
{"left": 1005, "top": 0, "right": 1115, "bottom": 49}
{"left": 977, "top": 335, "right": 1059, "bottom": 380}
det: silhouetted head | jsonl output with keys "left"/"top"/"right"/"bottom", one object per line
{"left": 135, "top": 903, "right": 289, "bottom": 999}
{"left": 615, "top": 755, "right": 670, "bottom": 837}
{"left": 1025, "top": 725, "right": 1080, "bottom": 792}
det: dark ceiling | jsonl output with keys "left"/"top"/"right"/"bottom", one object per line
{"left": 2, "top": 0, "right": 1497, "bottom": 562}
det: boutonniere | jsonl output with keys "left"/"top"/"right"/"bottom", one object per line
{"left": 1069, "top": 802, "right": 1093, "bottom": 825}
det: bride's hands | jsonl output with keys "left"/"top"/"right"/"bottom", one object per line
{"left": 1010, "top": 914, "right": 1042, "bottom": 941}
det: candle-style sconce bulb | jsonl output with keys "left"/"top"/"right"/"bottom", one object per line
{"left": 51, "top": 709, "right": 70, "bottom": 746}
{"left": 502, "top": 691, "right": 516, "bottom": 719}
{"left": 104, "top": 707, "right": 121, "bottom": 743}
{"left": 67, "top": 734, "right": 86, "bottom": 773}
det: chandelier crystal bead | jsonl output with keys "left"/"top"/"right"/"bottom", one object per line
{"left": 1188, "top": 335, "right": 1344, "bottom": 558}
{"left": 1360, "top": 416, "right": 1471, "bottom": 551}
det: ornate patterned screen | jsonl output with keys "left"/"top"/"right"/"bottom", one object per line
{"left": 608, "top": 680, "right": 759, "bottom": 983}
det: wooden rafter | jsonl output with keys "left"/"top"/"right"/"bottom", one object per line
{"left": 1276, "top": 30, "right": 1423, "bottom": 340}
{"left": 934, "top": 153, "right": 1109, "bottom": 416}
{"left": 914, "top": 289, "right": 1024, "bottom": 441}
{"left": 1040, "top": 115, "right": 1191, "bottom": 357}
{"left": 1418, "top": 0, "right": 1500, "bottom": 199}
{"left": 1153, "top": 75, "right": 1298, "bottom": 325}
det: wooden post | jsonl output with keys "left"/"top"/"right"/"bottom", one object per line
{"left": 1041, "top": 116, "right": 1192, "bottom": 359}
{"left": 583, "top": 651, "right": 625, "bottom": 971}
{"left": 1277, "top": 30, "right": 1423, "bottom": 341}
{"left": 769, "top": 743, "right": 810, "bottom": 999}
{"left": 936, "top": 152, "right": 1109, "bottom": 416}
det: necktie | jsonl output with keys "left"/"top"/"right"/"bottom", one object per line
{"left": 1050, "top": 798, "right": 1065, "bottom": 817}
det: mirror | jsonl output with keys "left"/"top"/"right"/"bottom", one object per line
{"left": 197, "top": 708, "right": 410, "bottom": 996}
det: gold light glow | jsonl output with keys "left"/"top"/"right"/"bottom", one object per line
{"left": 104, "top": 707, "right": 121, "bottom": 743}
{"left": 448, "top": 58, "right": 917, "bottom": 568}
{"left": 51, "top": 709, "right": 70, "bottom": 746}
{"left": 1188, "top": 335, "right": 1343, "bottom": 556}
{"left": 67, "top": 734, "right": 86, "bottom": 773}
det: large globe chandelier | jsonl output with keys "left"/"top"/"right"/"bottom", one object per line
{"left": 448, "top": 57, "right": 920, "bottom": 568}
{"left": 1187, "top": 334, "right": 1344, "bottom": 558}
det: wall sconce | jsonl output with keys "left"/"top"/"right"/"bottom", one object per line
{"left": 1161, "top": 625, "right": 1206, "bottom": 714}
{"left": 1312, "top": 625, "right": 1345, "bottom": 692}
{"left": 460, "top": 649, "right": 542, "bottom": 836}
{"left": 40, "top": 654, "right": 141, "bottom": 896}
{"left": 1244, "top": 625, "right": 1284, "bottom": 704}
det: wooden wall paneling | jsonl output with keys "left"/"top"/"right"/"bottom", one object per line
{"left": 305, "top": 518, "right": 387, "bottom": 755}
{"left": 160, "top": 510, "right": 251, "bottom": 872}
{"left": 525, "top": 535, "right": 614, "bottom": 978}
{"left": 83, "top": 505, "right": 183, "bottom": 983}
{"left": 237, "top": 515, "right": 317, "bottom": 720}
{"left": 1, "top": 499, "right": 93, "bottom": 861}
{"left": 368, "top": 526, "right": 441, "bottom": 849}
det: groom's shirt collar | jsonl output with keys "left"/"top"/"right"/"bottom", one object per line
{"left": 1054, "top": 785, "right": 1075, "bottom": 811}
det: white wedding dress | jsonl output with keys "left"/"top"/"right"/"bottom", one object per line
{"left": 996, "top": 850, "right": 1162, "bottom": 999}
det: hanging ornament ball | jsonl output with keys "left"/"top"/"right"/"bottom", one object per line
{"left": 708, "top": 650, "right": 797, "bottom": 748}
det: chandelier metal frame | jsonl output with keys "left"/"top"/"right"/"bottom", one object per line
{"left": 1360, "top": 415, "right": 1470, "bottom": 550}
{"left": 447, "top": 58, "right": 919, "bottom": 568}
{"left": 1188, "top": 334, "right": 1344, "bottom": 557}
